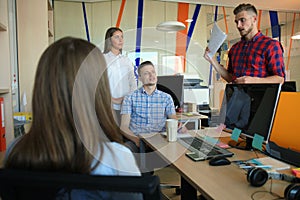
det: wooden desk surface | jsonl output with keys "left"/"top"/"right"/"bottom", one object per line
{"left": 140, "top": 133, "right": 289, "bottom": 200}
{"left": 176, "top": 113, "right": 208, "bottom": 120}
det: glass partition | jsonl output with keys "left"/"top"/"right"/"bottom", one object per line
{"left": 54, "top": 0, "right": 300, "bottom": 108}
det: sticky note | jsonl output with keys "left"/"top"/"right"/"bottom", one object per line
{"left": 231, "top": 128, "right": 241, "bottom": 141}
{"left": 204, "top": 136, "right": 218, "bottom": 145}
{"left": 216, "top": 123, "right": 226, "bottom": 133}
{"left": 252, "top": 134, "right": 264, "bottom": 151}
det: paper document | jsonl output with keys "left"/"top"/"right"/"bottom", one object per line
{"left": 207, "top": 23, "right": 227, "bottom": 58}
{"left": 253, "top": 157, "right": 290, "bottom": 171}
{"left": 233, "top": 157, "right": 290, "bottom": 171}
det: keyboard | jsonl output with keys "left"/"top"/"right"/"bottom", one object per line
{"left": 178, "top": 137, "right": 234, "bottom": 160}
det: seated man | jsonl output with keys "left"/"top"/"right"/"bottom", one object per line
{"left": 120, "top": 61, "right": 184, "bottom": 152}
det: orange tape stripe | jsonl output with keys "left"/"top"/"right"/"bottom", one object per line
{"left": 222, "top": 7, "right": 230, "bottom": 48}
{"left": 257, "top": 10, "right": 262, "bottom": 30}
{"left": 116, "top": 0, "right": 126, "bottom": 28}
{"left": 286, "top": 13, "right": 296, "bottom": 70}
{"left": 222, "top": 7, "right": 228, "bottom": 34}
{"left": 176, "top": 3, "right": 189, "bottom": 72}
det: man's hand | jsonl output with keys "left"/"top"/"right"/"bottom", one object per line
{"left": 177, "top": 122, "right": 188, "bottom": 133}
{"left": 120, "top": 114, "right": 140, "bottom": 147}
{"left": 203, "top": 47, "right": 233, "bottom": 83}
{"left": 234, "top": 75, "right": 284, "bottom": 84}
{"left": 203, "top": 47, "right": 215, "bottom": 65}
{"left": 112, "top": 97, "right": 123, "bottom": 104}
{"left": 234, "top": 76, "right": 259, "bottom": 83}
{"left": 133, "top": 136, "right": 140, "bottom": 148}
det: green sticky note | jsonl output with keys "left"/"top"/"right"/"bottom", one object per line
{"left": 204, "top": 136, "right": 218, "bottom": 145}
{"left": 231, "top": 128, "right": 241, "bottom": 141}
{"left": 252, "top": 134, "right": 264, "bottom": 151}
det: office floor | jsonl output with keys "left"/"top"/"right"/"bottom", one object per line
{"left": 154, "top": 167, "right": 181, "bottom": 200}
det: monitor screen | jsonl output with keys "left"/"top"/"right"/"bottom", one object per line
{"left": 157, "top": 75, "right": 184, "bottom": 109}
{"left": 220, "top": 83, "right": 281, "bottom": 143}
{"left": 281, "top": 81, "right": 296, "bottom": 92}
{"left": 267, "top": 92, "right": 300, "bottom": 166}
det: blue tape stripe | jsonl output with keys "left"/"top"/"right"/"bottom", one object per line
{"left": 269, "top": 11, "right": 280, "bottom": 40}
{"left": 209, "top": 64, "right": 213, "bottom": 85}
{"left": 82, "top": 2, "right": 90, "bottom": 42}
{"left": 135, "top": 0, "right": 144, "bottom": 66}
{"left": 214, "top": 6, "right": 218, "bottom": 21}
{"left": 209, "top": 6, "right": 218, "bottom": 86}
{"left": 186, "top": 4, "right": 201, "bottom": 51}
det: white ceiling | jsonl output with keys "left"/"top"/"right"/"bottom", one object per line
{"left": 59, "top": 0, "right": 300, "bottom": 12}
{"left": 166, "top": 0, "right": 300, "bottom": 12}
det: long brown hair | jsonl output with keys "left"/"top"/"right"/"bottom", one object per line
{"left": 103, "top": 27, "right": 123, "bottom": 54}
{"left": 5, "top": 37, "right": 123, "bottom": 173}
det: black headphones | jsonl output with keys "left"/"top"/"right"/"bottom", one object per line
{"left": 247, "top": 168, "right": 300, "bottom": 200}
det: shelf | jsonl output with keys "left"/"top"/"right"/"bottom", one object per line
{"left": 0, "top": 22, "right": 7, "bottom": 31}
{"left": 0, "top": 88, "right": 9, "bottom": 94}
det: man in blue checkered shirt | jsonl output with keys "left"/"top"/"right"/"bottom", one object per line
{"left": 120, "top": 61, "right": 179, "bottom": 152}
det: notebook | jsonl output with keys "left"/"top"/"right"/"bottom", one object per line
{"left": 178, "top": 136, "right": 234, "bottom": 160}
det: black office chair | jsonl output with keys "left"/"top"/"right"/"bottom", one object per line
{"left": 0, "top": 168, "right": 162, "bottom": 200}
{"left": 157, "top": 84, "right": 181, "bottom": 110}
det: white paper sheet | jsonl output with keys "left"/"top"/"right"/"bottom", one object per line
{"left": 207, "top": 23, "right": 227, "bottom": 58}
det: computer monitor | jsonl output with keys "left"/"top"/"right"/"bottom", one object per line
{"left": 220, "top": 83, "right": 281, "bottom": 150}
{"left": 281, "top": 81, "right": 296, "bottom": 92}
{"left": 157, "top": 75, "right": 184, "bottom": 109}
{"left": 266, "top": 92, "right": 300, "bottom": 166}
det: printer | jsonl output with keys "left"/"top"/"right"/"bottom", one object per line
{"left": 183, "top": 75, "right": 210, "bottom": 111}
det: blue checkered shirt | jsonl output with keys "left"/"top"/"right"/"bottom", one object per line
{"left": 121, "top": 87, "right": 176, "bottom": 135}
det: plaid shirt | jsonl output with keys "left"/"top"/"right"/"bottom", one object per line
{"left": 121, "top": 87, "right": 175, "bottom": 135}
{"left": 228, "top": 32, "right": 285, "bottom": 80}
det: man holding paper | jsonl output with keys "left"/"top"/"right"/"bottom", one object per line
{"left": 120, "top": 61, "right": 187, "bottom": 152}
{"left": 204, "top": 3, "right": 285, "bottom": 84}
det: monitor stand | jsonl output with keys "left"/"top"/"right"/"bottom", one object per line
{"left": 228, "top": 137, "right": 253, "bottom": 150}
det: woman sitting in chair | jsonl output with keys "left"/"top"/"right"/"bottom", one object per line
{"left": 4, "top": 37, "right": 142, "bottom": 199}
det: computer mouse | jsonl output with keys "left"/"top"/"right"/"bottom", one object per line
{"left": 209, "top": 156, "right": 231, "bottom": 166}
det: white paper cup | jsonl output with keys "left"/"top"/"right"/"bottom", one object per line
{"left": 166, "top": 119, "right": 178, "bottom": 142}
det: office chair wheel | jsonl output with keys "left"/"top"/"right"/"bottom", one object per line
{"left": 175, "top": 187, "right": 181, "bottom": 195}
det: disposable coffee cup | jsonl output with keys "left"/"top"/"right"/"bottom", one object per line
{"left": 166, "top": 119, "right": 178, "bottom": 142}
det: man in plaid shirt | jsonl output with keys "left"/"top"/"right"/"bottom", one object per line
{"left": 120, "top": 61, "right": 184, "bottom": 152}
{"left": 204, "top": 3, "right": 285, "bottom": 84}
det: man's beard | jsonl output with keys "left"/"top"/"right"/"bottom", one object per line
{"left": 239, "top": 24, "right": 253, "bottom": 37}
{"left": 144, "top": 83, "right": 156, "bottom": 86}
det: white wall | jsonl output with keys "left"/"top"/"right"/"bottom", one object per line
{"left": 17, "top": 0, "right": 49, "bottom": 112}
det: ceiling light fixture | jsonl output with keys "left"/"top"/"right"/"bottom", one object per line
{"left": 185, "top": 19, "right": 193, "bottom": 23}
{"left": 156, "top": 21, "right": 186, "bottom": 32}
{"left": 291, "top": 32, "right": 300, "bottom": 40}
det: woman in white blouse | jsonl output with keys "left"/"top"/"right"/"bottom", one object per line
{"left": 103, "top": 27, "right": 137, "bottom": 125}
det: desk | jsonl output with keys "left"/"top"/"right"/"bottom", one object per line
{"left": 176, "top": 113, "right": 207, "bottom": 130}
{"left": 140, "top": 133, "right": 289, "bottom": 200}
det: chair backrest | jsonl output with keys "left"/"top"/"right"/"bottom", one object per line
{"left": 0, "top": 168, "right": 162, "bottom": 200}
{"left": 157, "top": 83, "right": 180, "bottom": 109}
